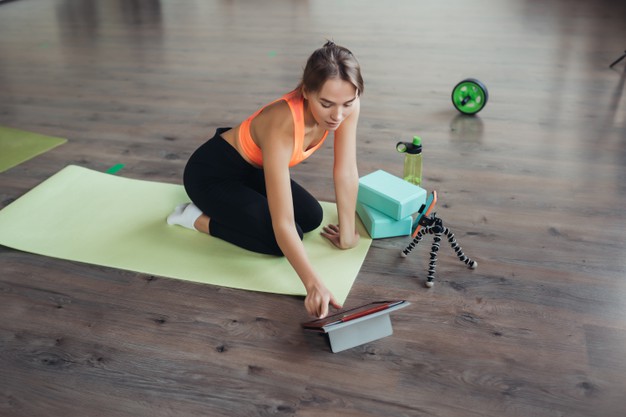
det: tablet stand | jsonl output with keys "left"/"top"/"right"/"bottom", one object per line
{"left": 315, "top": 302, "right": 410, "bottom": 353}
{"left": 401, "top": 212, "right": 477, "bottom": 287}
{"left": 325, "top": 310, "right": 394, "bottom": 353}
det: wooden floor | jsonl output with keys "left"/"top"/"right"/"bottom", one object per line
{"left": 1, "top": 0, "right": 626, "bottom": 416}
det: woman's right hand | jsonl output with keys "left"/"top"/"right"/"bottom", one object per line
{"left": 321, "top": 223, "right": 360, "bottom": 249}
{"left": 304, "top": 281, "right": 342, "bottom": 319}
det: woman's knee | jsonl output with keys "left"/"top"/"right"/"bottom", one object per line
{"left": 265, "top": 224, "right": 305, "bottom": 257}
{"left": 297, "top": 201, "right": 323, "bottom": 233}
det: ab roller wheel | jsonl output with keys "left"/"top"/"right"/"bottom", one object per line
{"left": 451, "top": 78, "right": 488, "bottom": 115}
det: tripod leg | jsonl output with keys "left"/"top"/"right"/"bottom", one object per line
{"left": 444, "top": 227, "right": 478, "bottom": 269}
{"left": 401, "top": 228, "right": 427, "bottom": 257}
{"left": 425, "top": 231, "right": 441, "bottom": 288}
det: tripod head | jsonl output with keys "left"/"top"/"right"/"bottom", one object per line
{"left": 417, "top": 212, "right": 445, "bottom": 234}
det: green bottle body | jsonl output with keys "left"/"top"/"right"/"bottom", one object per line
{"left": 403, "top": 152, "right": 422, "bottom": 186}
{"left": 397, "top": 136, "right": 423, "bottom": 186}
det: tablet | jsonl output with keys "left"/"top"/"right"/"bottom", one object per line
{"left": 301, "top": 300, "right": 407, "bottom": 330}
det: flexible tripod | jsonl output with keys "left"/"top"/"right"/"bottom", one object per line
{"left": 400, "top": 212, "right": 477, "bottom": 287}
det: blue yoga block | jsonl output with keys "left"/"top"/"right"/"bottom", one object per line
{"left": 356, "top": 202, "right": 413, "bottom": 239}
{"left": 358, "top": 170, "right": 427, "bottom": 220}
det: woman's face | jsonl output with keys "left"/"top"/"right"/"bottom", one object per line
{"left": 304, "top": 78, "right": 359, "bottom": 131}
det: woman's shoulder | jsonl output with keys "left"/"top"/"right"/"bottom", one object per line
{"left": 258, "top": 99, "right": 291, "bottom": 128}
{"left": 263, "top": 90, "right": 301, "bottom": 114}
{"left": 252, "top": 95, "right": 295, "bottom": 145}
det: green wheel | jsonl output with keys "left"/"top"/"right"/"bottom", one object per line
{"left": 451, "top": 78, "right": 488, "bottom": 115}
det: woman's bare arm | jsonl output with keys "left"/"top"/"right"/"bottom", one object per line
{"left": 323, "top": 98, "right": 360, "bottom": 249}
{"left": 258, "top": 106, "right": 341, "bottom": 318}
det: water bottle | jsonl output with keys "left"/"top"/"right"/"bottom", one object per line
{"left": 396, "top": 136, "right": 422, "bottom": 186}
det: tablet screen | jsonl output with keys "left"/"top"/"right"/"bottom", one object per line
{"left": 301, "top": 300, "right": 405, "bottom": 329}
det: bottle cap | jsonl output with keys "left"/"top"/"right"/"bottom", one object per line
{"left": 396, "top": 142, "right": 408, "bottom": 153}
{"left": 407, "top": 136, "right": 422, "bottom": 154}
{"left": 396, "top": 137, "right": 422, "bottom": 154}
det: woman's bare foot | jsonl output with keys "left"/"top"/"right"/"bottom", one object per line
{"left": 193, "top": 214, "right": 210, "bottom": 234}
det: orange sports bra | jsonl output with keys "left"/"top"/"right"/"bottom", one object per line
{"left": 239, "top": 90, "right": 328, "bottom": 168}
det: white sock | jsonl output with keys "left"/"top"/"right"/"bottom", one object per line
{"left": 167, "top": 203, "right": 203, "bottom": 230}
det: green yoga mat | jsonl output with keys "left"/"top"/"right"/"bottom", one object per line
{"left": 0, "top": 126, "right": 67, "bottom": 173}
{"left": 0, "top": 165, "right": 372, "bottom": 303}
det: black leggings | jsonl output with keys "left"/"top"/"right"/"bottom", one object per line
{"left": 183, "top": 128, "right": 323, "bottom": 256}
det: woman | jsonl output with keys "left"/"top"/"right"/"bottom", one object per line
{"left": 167, "top": 41, "right": 363, "bottom": 319}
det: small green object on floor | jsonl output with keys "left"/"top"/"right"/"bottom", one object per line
{"left": 105, "top": 163, "right": 125, "bottom": 174}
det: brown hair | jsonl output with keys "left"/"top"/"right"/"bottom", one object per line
{"left": 298, "top": 41, "right": 364, "bottom": 96}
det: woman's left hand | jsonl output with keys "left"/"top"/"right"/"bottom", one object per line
{"left": 321, "top": 224, "right": 360, "bottom": 249}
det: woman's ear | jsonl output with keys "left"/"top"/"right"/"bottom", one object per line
{"left": 301, "top": 86, "right": 309, "bottom": 100}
